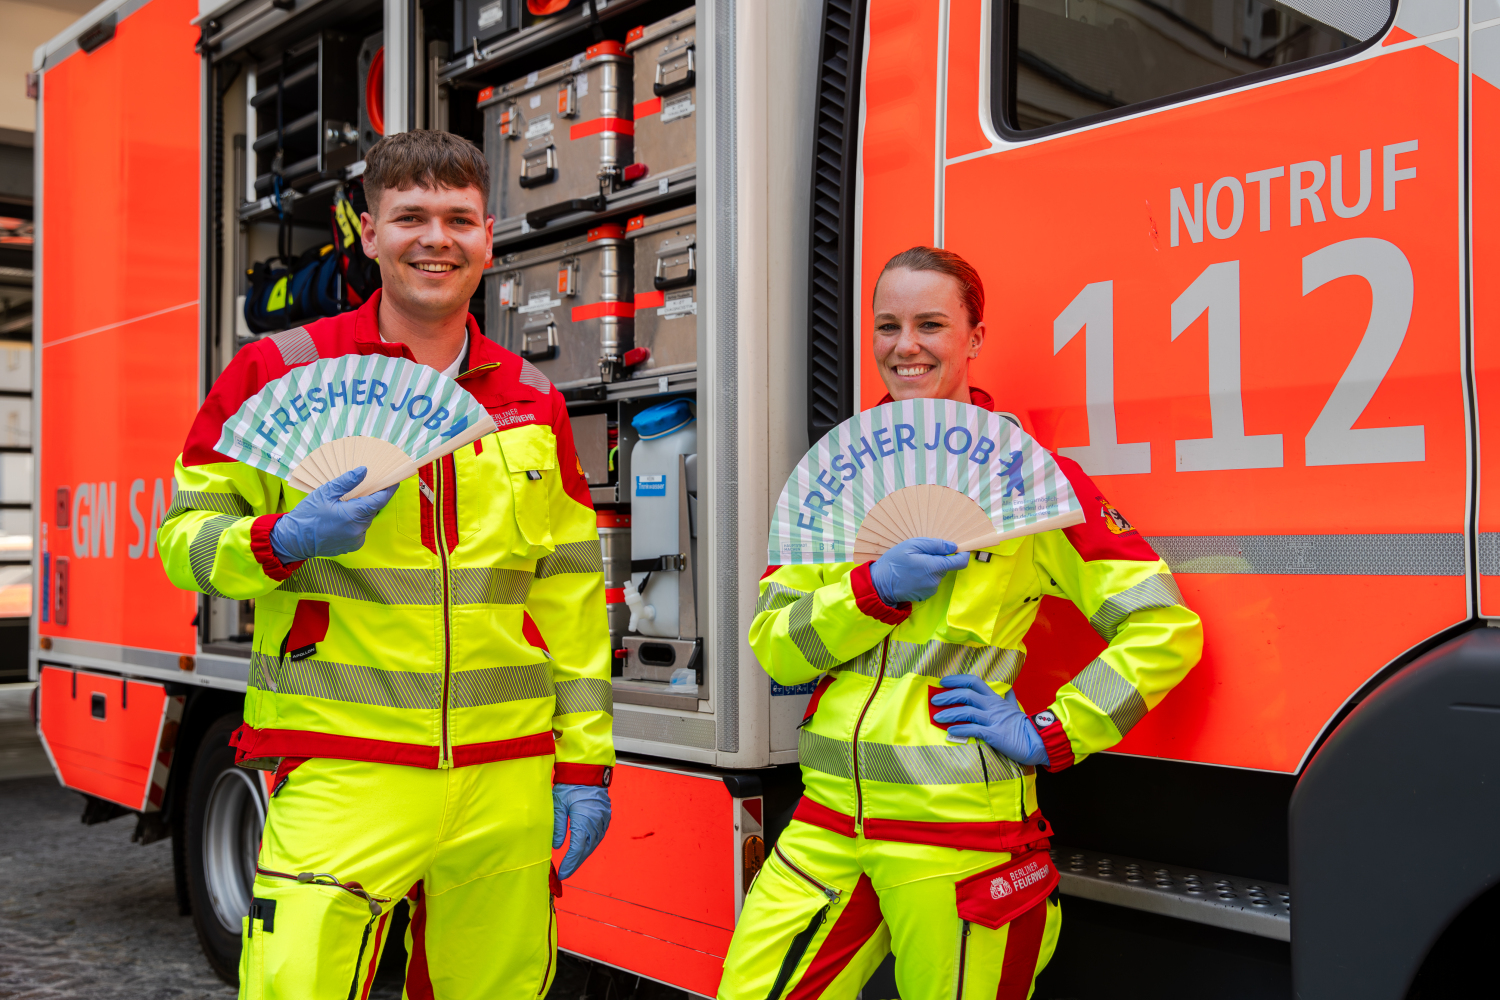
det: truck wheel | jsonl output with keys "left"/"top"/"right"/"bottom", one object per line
{"left": 185, "top": 713, "right": 267, "bottom": 985}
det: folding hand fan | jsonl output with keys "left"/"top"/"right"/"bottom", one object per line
{"left": 215, "top": 354, "right": 499, "bottom": 499}
{"left": 769, "top": 399, "right": 1085, "bottom": 565}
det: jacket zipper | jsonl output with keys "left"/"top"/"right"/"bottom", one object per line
{"left": 955, "top": 919, "right": 970, "bottom": 999}
{"left": 850, "top": 637, "right": 890, "bottom": 831}
{"left": 773, "top": 844, "right": 841, "bottom": 904}
{"left": 436, "top": 459, "right": 454, "bottom": 767}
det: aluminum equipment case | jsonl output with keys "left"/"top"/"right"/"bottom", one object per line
{"left": 626, "top": 205, "right": 696, "bottom": 377}
{"left": 486, "top": 224, "right": 634, "bottom": 388}
{"left": 626, "top": 9, "right": 696, "bottom": 179}
{"left": 479, "top": 41, "right": 634, "bottom": 227}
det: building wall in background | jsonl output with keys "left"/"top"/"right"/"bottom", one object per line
{"left": 0, "top": 0, "right": 87, "bottom": 134}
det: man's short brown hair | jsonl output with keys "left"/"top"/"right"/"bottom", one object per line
{"left": 363, "top": 130, "right": 489, "bottom": 215}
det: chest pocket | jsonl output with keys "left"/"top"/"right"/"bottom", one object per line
{"left": 944, "top": 538, "right": 1027, "bottom": 643}
{"left": 497, "top": 424, "right": 559, "bottom": 553}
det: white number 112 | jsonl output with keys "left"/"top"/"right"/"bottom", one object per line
{"left": 1049, "top": 237, "right": 1423, "bottom": 476}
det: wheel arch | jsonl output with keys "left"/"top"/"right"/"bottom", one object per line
{"left": 1290, "top": 626, "right": 1500, "bottom": 999}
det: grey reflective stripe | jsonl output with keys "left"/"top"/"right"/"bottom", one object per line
{"left": 189, "top": 515, "right": 239, "bottom": 598}
{"left": 797, "top": 729, "right": 852, "bottom": 779}
{"left": 838, "top": 646, "right": 883, "bottom": 678}
{"left": 166, "top": 489, "right": 252, "bottom": 522}
{"left": 450, "top": 568, "right": 533, "bottom": 605}
{"left": 786, "top": 594, "right": 841, "bottom": 670}
{"left": 518, "top": 359, "right": 552, "bottom": 394}
{"left": 755, "top": 581, "right": 811, "bottom": 616}
{"left": 282, "top": 563, "right": 442, "bottom": 605}
{"left": 1147, "top": 534, "right": 1463, "bottom": 576}
{"left": 275, "top": 657, "right": 441, "bottom": 710}
{"left": 284, "top": 564, "right": 535, "bottom": 606}
{"left": 1071, "top": 658, "right": 1148, "bottom": 737}
{"left": 448, "top": 662, "right": 553, "bottom": 709}
{"left": 554, "top": 677, "right": 613, "bottom": 716}
{"left": 268, "top": 327, "right": 318, "bottom": 366}
{"left": 879, "top": 640, "right": 1025, "bottom": 685}
{"left": 858, "top": 739, "right": 1021, "bottom": 786}
{"left": 534, "top": 540, "right": 604, "bottom": 578}
{"left": 1478, "top": 533, "right": 1500, "bottom": 575}
{"left": 1089, "top": 573, "right": 1184, "bottom": 642}
{"left": 800, "top": 729, "right": 1024, "bottom": 785}
{"left": 978, "top": 741, "right": 1028, "bottom": 783}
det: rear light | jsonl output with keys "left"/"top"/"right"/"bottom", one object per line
{"left": 743, "top": 835, "right": 766, "bottom": 892}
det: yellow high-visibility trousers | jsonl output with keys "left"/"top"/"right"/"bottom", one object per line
{"left": 719, "top": 820, "right": 1061, "bottom": 1000}
{"left": 238, "top": 755, "right": 557, "bottom": 1000}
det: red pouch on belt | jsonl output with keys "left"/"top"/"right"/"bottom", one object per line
{"left": 954, "top": 847, "right": 1059, "bottom": 929}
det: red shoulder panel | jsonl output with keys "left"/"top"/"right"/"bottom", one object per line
{"left": 1053, "top": 454, "right": 1160, "bottom": 563}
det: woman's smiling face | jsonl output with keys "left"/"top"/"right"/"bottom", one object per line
{"left": 871, "top": 267, "right": 985, "bottom": 403}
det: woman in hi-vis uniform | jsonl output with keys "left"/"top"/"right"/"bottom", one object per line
{"left": 719, "top": 247, "right": 1203, "bottom": 1000}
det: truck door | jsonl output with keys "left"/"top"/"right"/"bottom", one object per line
{"left": 35, "top": 0, "right": 202, "bottom": 662}
{"left": 854, "top": 0, "right": 1465, "bottom": 773}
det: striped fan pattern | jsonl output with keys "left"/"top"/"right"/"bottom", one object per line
{"left": 215, "top": 354, "right": 497, "bottom": 499}
{"left": 769, "top": 399, "right": 1083, "bottom": 565}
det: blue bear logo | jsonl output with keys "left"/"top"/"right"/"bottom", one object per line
{"left": 996, "top": 450, "right": 1026, "bottom": 498}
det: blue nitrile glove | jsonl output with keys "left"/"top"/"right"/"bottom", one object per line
{"left": 870, "top": 537, "right": 971, "bottom": 605}
{"left": 931, "top": 674, "right": 1050, "bottom": 766}
{"left": 269, "top": 467, "right": 398, "bottom": 564}
{"left": 553, "top": 784, "right": 611, "bottom": 880}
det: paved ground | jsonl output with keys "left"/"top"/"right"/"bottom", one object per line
{"left": 0, "top": 683, "right": 408, "bottom": 1000}
{"left": 0, "top": 774, "right": 241, "bottom": 1000}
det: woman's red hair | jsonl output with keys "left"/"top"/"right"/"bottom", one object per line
{"left": 874, "top": 246, "right": 985, "bottom": 326}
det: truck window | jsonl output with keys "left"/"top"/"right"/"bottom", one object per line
{"left": 997, "top": 0, "right": 1393, "bottom": 132}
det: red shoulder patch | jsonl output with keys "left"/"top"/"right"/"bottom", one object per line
{"left": 1052, "top": 454, "right": 1160, "bottom": 563}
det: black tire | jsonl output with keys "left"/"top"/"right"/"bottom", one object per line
{"left": 184, "top": 713, "right": 267, "bottom": 985}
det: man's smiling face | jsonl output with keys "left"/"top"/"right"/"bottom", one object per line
{"left": 360, "top": 183, "right": 494, "bottom": 320}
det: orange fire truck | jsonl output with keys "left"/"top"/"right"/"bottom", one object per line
{"left": 28, "top": 0, "right": 1500, "bottom": 995}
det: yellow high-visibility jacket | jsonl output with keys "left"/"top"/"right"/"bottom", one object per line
{"left": 750, "top": 391, "right": 1201, "bottom": 852}
{"left": 159, "top": 291, "right": 613, "bottom": 784}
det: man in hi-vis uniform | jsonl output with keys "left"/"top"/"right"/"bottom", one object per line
{"left": 720, "top": 248, "right": 1203, "bottom": 999}
{"left": 160, "top": 131, "right": 613, "bottom": 999}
